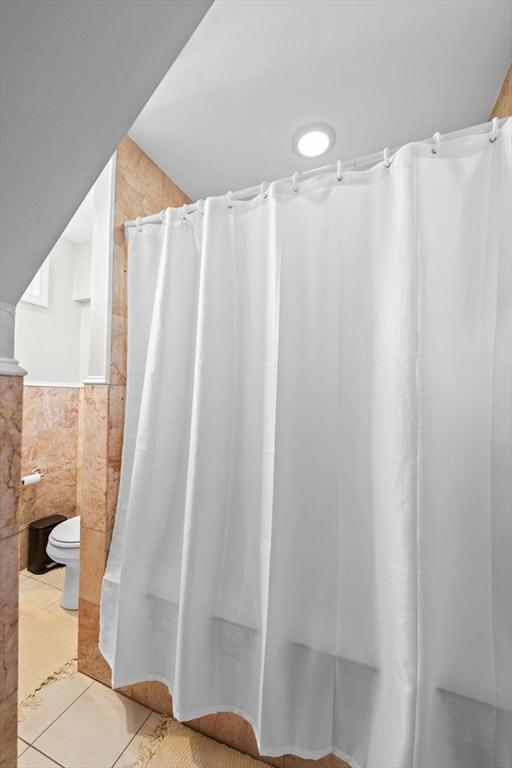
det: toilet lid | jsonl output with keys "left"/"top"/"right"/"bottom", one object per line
{"left": 49, "top": 516, "right": 80, "bottom": 545}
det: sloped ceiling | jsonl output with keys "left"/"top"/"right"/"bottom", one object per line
{"left": 0, "top": 0, "right": 212, "bottom": 305}
{"left": 129, "top": 0, "right": 511, "bottom": 203}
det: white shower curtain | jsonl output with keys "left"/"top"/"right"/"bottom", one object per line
{"left": 100, "top": 119, "right": 512, "bottom": 768}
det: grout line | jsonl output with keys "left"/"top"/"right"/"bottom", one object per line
{"left": 28, "top": 669, "right": 94, "bottom": 745}
{"left": 25, "top": 742, "right": 66, "bottom": 768}
{"left": 18, "top": 737, "right": 29, "bottom": 757}
{"left": 109, "top": 710, "right": 154, "bottom": 768}
{"left": 20, "top": 569, "right": 65, "bottom": 589}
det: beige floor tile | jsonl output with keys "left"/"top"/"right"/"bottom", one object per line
{"left": 33, "top": 567, "right": 66, "bottom": 590}
{"left": 20, "top": 567, "right": 65, "bottom": 590}
{"left": 114, "top": 712, "right": 266, "bottom": 768}
{"left": 18, "top": 738, "right": 29, "bottom": 756}
{"left": 19, "top": 663, "right": 93, "bottom": 744}
{"left": 46, "top": 600, "right": 78, "bottom": 623}
{"left": 20, "top": 574, "right": 61, "bottom": 609}
{"left": 19, "top": 600, "right": 77, "bottom": 702}
{"left": 33, "top": 682, "right": 151, "bottom": 768}
{"left": 18, "top": 746, "right": 62, "bottom": 768}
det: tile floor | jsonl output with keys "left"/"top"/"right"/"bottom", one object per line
{"left": 18, "top": 569, "right": 266, "bottom": 768}
{"left": 18, "top": 568, "right": 77, "bottom": 703}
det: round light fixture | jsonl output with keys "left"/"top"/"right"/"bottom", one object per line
{"left": 292, "top": 123, "right": 336, "bottom": 158}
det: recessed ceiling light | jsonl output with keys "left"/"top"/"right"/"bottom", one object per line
{"left": 292, "top": 123, "right": 336, "bottom": 158}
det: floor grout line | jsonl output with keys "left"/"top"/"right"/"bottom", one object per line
{"left": 28, "top": 672, "right": 94, "bottom": 746}
{"left": 24, "top": 741, "right": 67, "bottom": 768}
{"left": 109, "top": 709, "right": 154, "bottom": 768}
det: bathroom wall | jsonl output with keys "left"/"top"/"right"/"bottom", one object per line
{"left": 17, "top": 385, "right": 80, "bottom": 569}
{"left": 78, "top": 136, "right": 191, "bottom": 690}
{"left": 15, "top": 237, "right": 91, "bottom": 385}
{"left": 490, "top": 64, "right": 512, "bottom": 118}
{"left": 0, "top": 375, "right": 23, "bottom": 768}
{"left": 14, "top": 235, "right": 91, "bottom": 568}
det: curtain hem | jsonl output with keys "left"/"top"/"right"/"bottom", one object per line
{"left": 101, "top": 660, "right": 363, "bottom": 768}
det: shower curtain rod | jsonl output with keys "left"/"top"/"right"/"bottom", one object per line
{"left": 124, "top": 117, "right": 506, "bottom": 229}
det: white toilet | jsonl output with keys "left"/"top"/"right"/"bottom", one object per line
{"left": 46, "top": 516, "right": 80, "bottom": 610}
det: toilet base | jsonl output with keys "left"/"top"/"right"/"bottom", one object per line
{"left": 61, "top": 563, "right": 79, "bottom": 610}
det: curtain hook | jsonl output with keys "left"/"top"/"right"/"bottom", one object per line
{"left": 136, "top": 217, "right": 143, "bottom": 232}
{"left": 489, "top": 117, "right": 499, "bottom": 143}
{"left": 337, "top": 160, "right": 343, "bottom": 182}
{"left": 292, "top": 172, "right": 299, "bottom": 192}
{"left": 261, "top": 181, "right": 268, "bottom": 200}
{"left": 431, "top": 131, "right": 441, "bottom": 155}
{"left": 383, "top": 147, "right": 391, "bottom": 168}
{"left": 227, "top": 190, "right": 233, "bottom": 209}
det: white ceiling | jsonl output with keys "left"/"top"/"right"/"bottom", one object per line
{"left": 130, "top": 0, "right": 511, "bottom": 203}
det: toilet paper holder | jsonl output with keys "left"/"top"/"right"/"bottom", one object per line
{"left": 21, "top": 468, "right": 45, "bottom": 486}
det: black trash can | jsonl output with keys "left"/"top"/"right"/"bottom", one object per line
{"left": 28, "top": 515, "right": 67, "bottom": 574}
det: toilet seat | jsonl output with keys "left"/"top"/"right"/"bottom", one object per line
{"left": 49, "top": 516, "right": 80, "bottom": 548}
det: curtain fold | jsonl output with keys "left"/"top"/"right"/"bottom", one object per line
{"left": 100, "top": 119, "right": 512, "bottom": 768}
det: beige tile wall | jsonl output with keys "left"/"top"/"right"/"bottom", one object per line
{"left": 490, "top": 64, "right": 512, "bottom": 119}
{"left": 78, "top": 137, "right": 191, "bottom": 694}
{"left": 0, "top": 375, "right": 23, "bottom": 768}
{"left": 76, "top": 137, "right": 349, "bottom": 768}
{"left": 18, "top": 386, "right": 80, "bottom": 569}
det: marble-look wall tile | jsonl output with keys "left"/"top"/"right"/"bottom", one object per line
{"left": 0, "top": 376, "right": 23, "bottom": 540}
{"left": 76, "top": 387, "right": 85, "bottom": 516}
{"left": 112, "top": 243, "right": 127, "bottom": 318}
{"left": 0, "top": 689, "right": 17, "bottom": 768}
{"left": 0, "top": 375, "right": 23, "bottom": 768}
{"left": 105, "top": 460, "right": 121, "bottom": 548}
{"left": 108, "top": 386, "right": 125, "bottom": 461}
{"left": 120, "top": 681, "right": 173, "bottom": 716}
{"left": 18, "top": 386, "right": 80, "bottom": 567}
{"left": 0, "top": 533, "right": 18, "bottom": 702}
{"left": 282, "top": 754, "right": 350, "bottom": 768}
{"left": 77, "top": 598, "right": 111, "bottom": 687}
{"left": 79, "top": 526, "right": 107, "bottom": 606}
{"left": 162, "top": 173, "right": 192, "bottom": 209}
{"left": 110, "top": 314, "right": 127, "bottom": 386}
{"left": 18, "top": 527, "right": 29, "bottom": 571}
{"left": 80, "top": 455, "right": 107, "bottom": 533}
{"left": 83, "top": 385, "right": 108, "bottom": 460}
{"left": 116, "top": 137, "right": 163, "bottom": 213}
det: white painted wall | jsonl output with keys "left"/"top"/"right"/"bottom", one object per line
{"left": 15, "top": 238, "right": 91, "bottom": 384}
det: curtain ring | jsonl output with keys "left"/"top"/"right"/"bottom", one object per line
{"left": 227, "top": 190, "right": 233, "bottom": 209}
{"left": 489, "top": 117, "right": 499, "bottom": 143}
{"left": 292, "top": 172, "right": 299, "bottom": 192}
{"left": 337, "top": 160, "right": 343, "bottom": 182}
{"left": 136, "top": 217, "right": 143, "bottom": 232}
{"left": 383, "top": 147, "right": 391, "bottom": 168}
{"left": 159, "top": 209, "right": 166, "bottom": 223}
{"left": 431, "top": 131, "right": 441, "bottom": 155}
{"left": 261, "top": 181, "right": 268, "bottom": 200}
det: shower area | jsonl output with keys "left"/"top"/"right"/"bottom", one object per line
{"left": 75, "top": 120, "right": 512, "bottom": 768}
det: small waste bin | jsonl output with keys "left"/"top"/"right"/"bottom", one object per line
{"left": 28, "top": 515, "right": 67, "bottom": 574}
